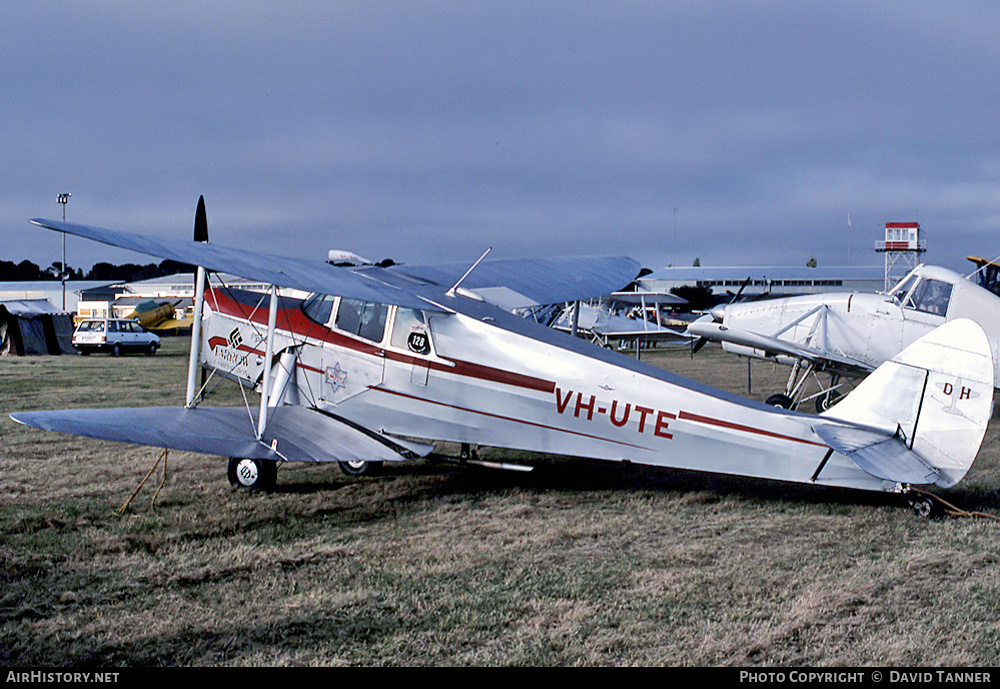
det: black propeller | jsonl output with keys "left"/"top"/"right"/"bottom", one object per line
{"left": 726, "top": 275, "right": 751, "bottom": 303}
{"left": 194, "top": 195, "right": 209, "bottom": 243}
{"left": 690, "top": 275, "right": 751, "bottom": 355}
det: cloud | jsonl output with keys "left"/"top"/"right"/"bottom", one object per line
{"left": 3, "top": 2, "right": 999, "bottom": 275}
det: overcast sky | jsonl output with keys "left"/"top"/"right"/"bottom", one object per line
{"left": 3, "top": 2, "right": 998, "bottom": 277}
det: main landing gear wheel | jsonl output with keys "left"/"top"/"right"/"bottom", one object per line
{"left": 338, "top": 460, "right": 383, "bottom": 477}
{"left": 766, "top": 393, "right": 794, "bottom": 409}
{"left": 228, "top": 457, "right": 277, "bottom": 492}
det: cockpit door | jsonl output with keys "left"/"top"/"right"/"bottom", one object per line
{"left": 389, "top": 307, "right": 433, "bottom": 386}
{"left": 321, "top": 299, "right": 387, "bottom": 405}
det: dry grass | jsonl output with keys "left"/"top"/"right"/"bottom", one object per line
{"left": 2, "top": 338, "right": 999, "bottom": 666}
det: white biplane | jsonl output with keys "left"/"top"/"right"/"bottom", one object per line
{"left": 10, "top": 207, "right": 996, "bottom": 515}
{"left": 548, "top": 291, "right": 690, "bottom": 351}
{"left": 687, "top": 264, "right": 1000, "bottom": 412}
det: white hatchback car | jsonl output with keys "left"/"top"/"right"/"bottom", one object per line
{"left": 72, "top": 318, "right": 161, "bottom": 356}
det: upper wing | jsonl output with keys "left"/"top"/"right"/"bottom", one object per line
{"left": 31, "top": 218, "right": 439, "bottom": 311}
{"left": 32, "top": 218, "right": 639, "bottom": 310}
{"left": 389, "top": 256, "right": 641, "bottom": 310}
{"left": 604, "top": 291, "right": 688, "bottom": 307}
{"left": 686, "top": 319, "right": 874, "bottom": 376}
{"left": 553, "top": 311, "right": 690, "bottom": 340}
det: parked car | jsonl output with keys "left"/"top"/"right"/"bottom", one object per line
{"left": 72, "top": 318, "right": 160, "bottom": 356}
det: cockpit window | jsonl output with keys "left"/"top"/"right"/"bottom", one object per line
{"left": 905, "top": 279, "right": 952, "bottom": 316}
{"left": 335, "top": 299, "right": 388, "bottom": 342}
{"left": 301, "top": 294, "right": 337, "bottom": 326}
{"left": 390, "top": 307, "right": 432, "bottom": 354}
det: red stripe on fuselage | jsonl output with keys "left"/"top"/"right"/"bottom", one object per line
{"left": 677, "top": 410, "right": 826, "bottom": 448}
{"left": 371, "top": 386, "right": 651, "bottom": 452}
{"left": 205, "top": 287, "right": 555, "bottom": 394}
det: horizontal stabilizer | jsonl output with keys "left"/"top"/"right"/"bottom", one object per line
{"left": 812, "top": 423, "right": 940, "bottom": 485}
{"left": 10, "top": 406, "right": 423, "bottom": 464}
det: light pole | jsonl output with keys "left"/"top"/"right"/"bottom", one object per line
{"left": 57, "top": 193, "right": 70, "bottom": 310}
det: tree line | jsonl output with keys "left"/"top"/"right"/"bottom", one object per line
{"left": 0, "top": 259, "right": 196, "bottom": 282}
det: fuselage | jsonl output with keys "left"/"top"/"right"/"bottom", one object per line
{"left": 718, "top": 265, "right": 1000, "bottom": 386}
{"left": 199, "top": 285, "right": 895, "bottom": 493}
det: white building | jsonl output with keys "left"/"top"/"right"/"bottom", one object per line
{"left": 0, "top": 281, "right": 114, "bottom": 313}
{"left": 637, "top": 265, "right": 884, "bottom": 298}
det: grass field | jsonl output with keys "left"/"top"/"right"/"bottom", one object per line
{"left": 2, "top": 337, "right": 999, "bottom": 667}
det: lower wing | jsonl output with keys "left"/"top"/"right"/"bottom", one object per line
{"left": 687, "top": 320, "right": 873, "bottom": 376}
{"left": 10, "top": 405, "right": 432, "bottom": 463}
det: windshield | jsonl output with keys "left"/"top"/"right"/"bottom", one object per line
{"left": 888, "top": 274, "right": 918, "bottom": 303}
{"left": 905, "top": 279, "right": 952, "bottom": 316}
{"left": 301, "top": 293, "right": 337, "bottom": 327}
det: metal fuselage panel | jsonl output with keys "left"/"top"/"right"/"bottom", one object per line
{"left": 199, "top": 287, "right": 889, "bottom": 492}
{"left": 720, "top": 266, "right": 1000, "bottom": 386}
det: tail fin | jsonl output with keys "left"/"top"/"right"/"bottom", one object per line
{"left": 819, "top": 318, "right": 993, "bottom": 487}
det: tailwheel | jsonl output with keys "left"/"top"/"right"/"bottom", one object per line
{"left": 228, "top": 457, "right": 278, "bottom": 492}
{"left": 338, "top": 460, "right": 383, "bottom": 477}
{"left": 906, "top": 491, "right": 941, "bottom": 519}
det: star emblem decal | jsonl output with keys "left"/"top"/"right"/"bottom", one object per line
{"left": 325, "top": 363, "right": 348, "bottom": 392}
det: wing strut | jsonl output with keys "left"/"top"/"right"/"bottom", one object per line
{"left": 446, "top": 247, "right": 492, "bottom": 298}
{"left": 185, "top": 197, "right": 210, "bottom": 408}
{"left": 185, "top": 266, "right": 207, "bottom": 408}
{"left": 256, "top": 284, "right": 279, "bottom": 439}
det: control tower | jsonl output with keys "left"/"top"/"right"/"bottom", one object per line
{"left": 875, "top": 222, "right": 926, "bottom": 290}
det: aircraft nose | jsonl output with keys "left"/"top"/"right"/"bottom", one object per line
{"left": 709, "top": 304, "right": 727, "bottom": 322}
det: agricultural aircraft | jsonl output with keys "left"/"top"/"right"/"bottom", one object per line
{"left": 687, "top": 264, "right": 1000, "bottom": 412}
